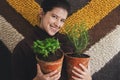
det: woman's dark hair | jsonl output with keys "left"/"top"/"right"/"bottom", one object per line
{"left": 41, "top": 0, "right": 71, "bottom": 15}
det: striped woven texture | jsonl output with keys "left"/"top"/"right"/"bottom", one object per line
{"left": 6, "top": 0, "right": 120, "bottom": 33}
{"left": 0, "top": 0, "right": 120, "bottom": 80}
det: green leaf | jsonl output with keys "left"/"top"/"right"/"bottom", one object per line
{"left": 32, "top": 38, "right": 60, "bottom": 58}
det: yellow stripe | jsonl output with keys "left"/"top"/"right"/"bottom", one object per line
{"left": 7, "top": 0, "right": 41, "bottom": 26}
{"left": 7, "top": 0, "right": 120, "bottom": 34}
{"left": 60, "top": 0, "right": 120, "bottom": 33}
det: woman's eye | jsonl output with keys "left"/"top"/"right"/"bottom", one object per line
{"left": 61, "top": 19, "right": 65, "bottom": 23}
{"left": 52, "top": 15, "right": 57, "bottom": 19}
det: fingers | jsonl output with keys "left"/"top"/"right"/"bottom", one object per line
{"left": 79, "top": 64, "right": 91, "bottom": 75}
{"left": 45, "top": 70, "right": 60, "bottom": 80}
{"left": 88, "top": 64, "right": 91, "bottom": 73}
{"left": 79, "top": 64, "right": 88, "bottom": 72}
{"left": 51, "top": 72, "right": 61, "bottom": 80}
{"left": 72, "top": 64, "right": 92, "bottom": 80}
{"left": 46, "top": 70, "right": 58, "bottom": 77}
{"left": 36, "top": 64, "right": 61, "bottom": 80}
{"left": 72, "top": 76, "right": 81, "bottom": 80}
{"left": 73, "top": 66, "right": 85, "bottom": 75}
{"left": 72, "top": 69, "right": 84, "bottom": 79}
{"left": 37, "top": 64, "right": 43, "bottom": 75}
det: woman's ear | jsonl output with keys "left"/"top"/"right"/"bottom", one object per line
{"left": 37, "top": 9, "right": 44, "bottom": 26}
{"left": 39, "top": 9, "right": 44, "bottom": 18}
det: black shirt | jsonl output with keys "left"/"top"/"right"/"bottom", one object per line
{"left": 12, "top": 26, "right": 73, "bottom": 80}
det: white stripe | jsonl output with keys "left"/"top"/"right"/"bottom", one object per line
{"left": 0, "top": 15, "right": 24, "bottom": 53}
{"left": 84, "top": 25, "right": 120, "bottom": 75}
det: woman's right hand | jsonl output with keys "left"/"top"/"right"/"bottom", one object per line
{"left": 33, "top": 64, "right": 61, "bottom": 80}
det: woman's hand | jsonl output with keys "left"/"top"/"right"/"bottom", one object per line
{"left": 72, "top": 64, "right": 92, "bottom": 80}
{"left": 33, "top": 64, "right": 60, "bottom": 80}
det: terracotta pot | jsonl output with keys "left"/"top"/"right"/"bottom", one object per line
{"left": 36, "top": 50, "right": 64, "bottom": 74}
{"left": 65, "top": 53, "right": 90, "bottom": 80}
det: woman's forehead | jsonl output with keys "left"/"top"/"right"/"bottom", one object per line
{"left": 48, "top": 7, "right": 68, "bottom": 18}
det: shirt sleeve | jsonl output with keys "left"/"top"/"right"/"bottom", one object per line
{"left": 12, "top": 39, "right": 37, "bottom": 80}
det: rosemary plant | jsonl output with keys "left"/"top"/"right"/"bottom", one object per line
{"left": 65, "top": 23, "right": 89, "bottom": 55}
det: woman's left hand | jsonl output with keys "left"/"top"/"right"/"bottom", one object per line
{"left": 72, "top": 64, "right": 92, "bottom": 80}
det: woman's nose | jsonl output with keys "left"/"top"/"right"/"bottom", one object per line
{"left": 54, "top": 20, "right": 61, "bottom": 28}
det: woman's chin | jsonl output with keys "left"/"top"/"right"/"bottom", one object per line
{"left": 48, "top": 32, "right": 56, "bottom": 36}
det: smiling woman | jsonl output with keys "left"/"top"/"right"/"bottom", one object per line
{"left": 39, "top": 7, "right": 68, "bottom": 36}
{"left": 0, "top": 0, "right": 120, "bottom": 80}
{"left": 11, "top": 0, "right": 92, "bottom": 80}
{"left": 11, "top": 0, "right": 71, "bottom": 80}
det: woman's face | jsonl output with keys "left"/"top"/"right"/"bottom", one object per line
{"left": 39, "top": 7, "right": 68, "bottom": 36}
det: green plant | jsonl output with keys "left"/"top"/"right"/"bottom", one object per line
{"left": 32, "top": 38, "right": 60, "bottom": 58}
{"left": 65, "top": 23, "right": 89, "bottom": 54}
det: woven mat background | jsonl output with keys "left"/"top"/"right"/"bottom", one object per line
{"left": 0, "top": 0, "right": 120, "bottom": 80}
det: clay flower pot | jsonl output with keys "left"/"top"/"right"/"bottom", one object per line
{"left": 65, "top": 53, "right": 90, "bottom": 80}
{"left": 36, "top": 50, "right": 64, "bottom": 74}
{"left": 33, "top": 38, "right": 64, "bottom": 74}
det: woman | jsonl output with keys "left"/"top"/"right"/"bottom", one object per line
{"left": 12, "top": 0, "right": 92, "bottom": 80}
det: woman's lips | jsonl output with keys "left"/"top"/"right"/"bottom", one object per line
{"left": 51, "top": 27, "right": 58, "bottom": 32}
{"left": 50, "top": 25, "right": 59, "bottom": 32}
